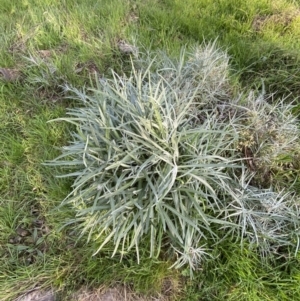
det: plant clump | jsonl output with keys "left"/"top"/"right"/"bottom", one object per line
{"left": 47, "top": 42, "right": 300, "bottom": 276}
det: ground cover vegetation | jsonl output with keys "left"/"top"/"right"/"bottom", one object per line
{"left": 1, "top": 0, "right": 300, "bottom": 300}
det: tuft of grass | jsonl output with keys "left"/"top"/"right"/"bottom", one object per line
{"left": 46, "top": 44, "right": 300, "bottom": 277}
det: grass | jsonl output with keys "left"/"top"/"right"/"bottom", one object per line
{"left": 1, "top": 0, "right": 300, "bottom": 300}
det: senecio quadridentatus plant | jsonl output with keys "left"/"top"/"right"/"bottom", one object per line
{"left": 47, "top": 41, "right": 300, "bottom": 277}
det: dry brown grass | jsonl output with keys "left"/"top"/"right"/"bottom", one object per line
{"left": 71, "top": 286, "right": 159, "bottom": 301}
{"left": 15, "top": 289, "right": 55, "bottom": 301}
{"left": 14, "top": 279, "right": 181, "bottom": 301}
{"left": 252, "top": 9, "right": 300, "bottom": 31}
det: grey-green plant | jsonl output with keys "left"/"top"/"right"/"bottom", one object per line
{"left": 46, "top": 43, "right": 300, "bottom": 276}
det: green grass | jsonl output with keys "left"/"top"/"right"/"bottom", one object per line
{"left": 1, "top": 0, "right": 300, "bottom": 300}
{"left": 183, "top": 242, "right": 300, "bottom": 300}
{"left": 137, "top": 0, "right": 300, "bottom": 97}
